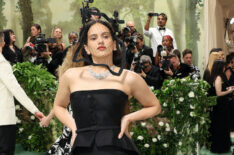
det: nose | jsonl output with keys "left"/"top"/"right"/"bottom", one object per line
{"left": 98, "top": 37, "right": 104, "bottom": 44}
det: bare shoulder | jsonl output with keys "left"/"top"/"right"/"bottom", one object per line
{"left": 62, "top": 66, "right": 86, "bottom": 80}
{"left": 122, "top": 69, "right": 144, "bottom": 84}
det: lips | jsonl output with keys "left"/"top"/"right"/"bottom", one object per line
{"left": 97, "top": 46, "right": 106, "bottom": 51}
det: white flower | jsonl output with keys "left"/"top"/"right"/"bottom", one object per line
{"left": 39, "top": 122, "right": 42, "bottom": 127}
{"left": 28, "top": 135, "right": 32, "bottom": 140}
{"left": 158, "top": 121, "right": 164, "bottom": 126}
{"left": 152, "top": 138, "right": 157, "bottom": 142}
{"left": 15, "top": 105, "right": 20, "bottom": 110}
{"left": 166, "top": 127, "right": 170, "bottom": 131}
{"left": 176, "top": 110, "right": 180, "bottom": 114}
{"left": 181, "top": 78, "right": 186, "bottom": 82}
{"left": 130, "top": 132, "right": 134, "bottom": 136}
{"left": 190, "top": 105, "right": 195, "bottom": 109}
{"left": 16, "top": 117, "right": 21, "bottom": 124}
{"left": 149, "top": 86, "right": 154, "bottom": 90}
{"left": 178, "top": 141, "right": 182, "bottom": 146}
{"left": 174, "top": 128, "right": 177, "bottom": 134}
{"left": 157, "top": 135, "right": 161, "bottom": 140}
{"left": 163, "top": 143, "right": 168, "bottom": 148}
{"left": 188, "top": 91, "right": 195, "bottom": 98}
{"left": 163, "top": 102, "right": 167, "bottom": 107}
{"left": 200, "top": 117, "right": 205, "bottom": 124}
{"left": 19, "top": 128, "right": 24, "bottom": 133}
{"left": 170, "top": 80, "right": 175, "bottom": 85}
{"left": 137, "top": 135, "right": 144, "bottom": 140}
{"left": 144, "top": 143, "right": 150, "bottom": 148}
{"left": 190, "top": 112, "right": 195, "bottom": 117}
{"left": 179, "top": 97, "right": 184, "bottom": 102}
{"left": 141, "top": 122, "right": 146, "bottom": 127}
{"left": 31, "top": 115, "right": 35, "bottom": 120}
{"left": 165, "top": 123, "right": 169, "bottom": 127}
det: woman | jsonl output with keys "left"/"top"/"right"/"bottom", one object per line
{"left": 22, "top": 24, "right": 42, "bottom": 63}
{"left": 209, "top": 60, "right": 234, "bottom": 153}
{"left": 203, "top": 48, "right": 224, "bottom": 85}
{"left": 53, "top": 20, "right": 161, "bottom": 155}
{"left": 48, "top": 26, "right": 65, "bottom": 75}
{"left": 2, "top": 29, "right": 23, "bottom": 65}
{"left": 155, "top": 35, "right": 174, "bottom": 66}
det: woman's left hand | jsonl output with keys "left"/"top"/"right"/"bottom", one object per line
{"left": 118, "top": 115, "right": 131, "bottom": 139}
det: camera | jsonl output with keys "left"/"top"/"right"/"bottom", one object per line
{"left": 133, "top": 52, "right": 145, "bottom": 73}
{"left": 148, "top": 13, "right": 159, "bottom": 17}
{"left": 84, "top": 0, "right": 93, "bottom": 3}
{"left": 157, "top": 45, "right": 171, "bottom": 71}
{"left": 122, "top": 27, "right": 130, "bottom": 35}
{"left": 34, "top": 33, "right": 56, "bottom": 54}
{"left": 124, "top": 35, "right": 137, "bottom": 51}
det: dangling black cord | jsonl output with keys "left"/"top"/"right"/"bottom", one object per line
{"left": 72, "top": 38, "right": 126, "bottom": 76}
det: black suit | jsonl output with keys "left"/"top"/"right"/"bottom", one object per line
{"left": 171, "top": 63, "right": 192, "bottom": 79}
{"left": 144, "top": 65, "right": 162, "bottom": 89}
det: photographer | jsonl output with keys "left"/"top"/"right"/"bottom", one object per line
{"left": 132, "top": 55, "right": 161, "bottom": 89}
{"left": 126, "top": 33, "right": 154, "bottom": 68}
{"left": 47, "top": 26, "right": 65, "bottom": 76}
{"left": 164, "top": 54, "right": 192, "bottom": 79}
{"left": 143, "top": 12, "right": 177, "bottom": 57}
{"left": 126, "top": 21, "right": 138, "bottom": 36}
{"left": 182, "top": 49, "right": 200, "bottom": 80}
{"left": 23, "top": 24, "right": 42, "bottom": 63}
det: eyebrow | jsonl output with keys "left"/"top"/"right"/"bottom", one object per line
{"left": 88, "top": 32, "right": 110, "bottom": 37}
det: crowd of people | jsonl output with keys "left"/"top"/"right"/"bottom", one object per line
{"left": 0, "top": 6, "right": 233, "bottom": 155}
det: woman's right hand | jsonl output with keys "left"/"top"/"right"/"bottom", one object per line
{"left": 71, "top": 130, "right": 77, "bottom": 146}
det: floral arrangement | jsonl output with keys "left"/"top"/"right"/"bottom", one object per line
{"left": 130, "top": 77, "right": 216, "bottom": 155}
{"left": 13, "top": 62, "right": 63, "bottom": 152}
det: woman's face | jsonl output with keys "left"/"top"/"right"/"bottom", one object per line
{"left": 162, "top": 36, "right": 172, "bottom": 48}
{"left": 10, "top": 32, "right": 16, "bottom": 43}
{"left": 53, "top": 28, "right": 62, "bottom": 39}
{"left": 31, "top": 26, "right": 40, "bottom": 37}
{"left": 84, "top": 23, "right": 115, "bottom": 58}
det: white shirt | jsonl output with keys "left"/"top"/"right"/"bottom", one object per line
{"left": 143, "top": 26, "right": 177, "bottom": 57}
{"left": 0, "top": 53, "right": 39, "bottom": 125}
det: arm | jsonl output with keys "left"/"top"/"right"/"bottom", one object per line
{"left": 144, "top": 16, "right": 152, "bottom": 31}
{"left": 143, "top": 16, "right": 152, "bottom": 37}
{"left": 22, "top": 37, "right": 31, "bottom": 52}
{"left": 215, "top": 76, "right": 233, "bottom": 96}
{"left": 41, "top": 109, "right": 55, "bottom": 127}
{"left": 119, "top": 71, "right": 161, "bottom": 138}
{"left": 0, "top": 61, "right": 40, "bottom": 115}
{"left": 53, "top": 71, "right": 77, "bottom": 138}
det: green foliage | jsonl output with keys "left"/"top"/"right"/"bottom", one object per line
{"left": 13, "top": 62, "right": 63, "bottom": 151}
{"left": 130, "top": 77, "right": 216, "bottom": 155}
{"left": 0, "top": 0, "right": 7, "bottom": 30}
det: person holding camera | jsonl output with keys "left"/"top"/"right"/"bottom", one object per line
{"left": 155, "top": 35, "right": 174, "bottom": 66}
{"left": 2, "top": 29, "right": 23, "bottom": 65}
{"left": 126, "top": 21, "right": 138, "bottom": 36}
{"left": 133, "top": 55, "right": 161, "bottom": 90}
{"left": 164, "top": 54, "right": 192, "bottom": 79}
{"left": 126, "top": 33, "right": 154, "bottom": 68}
{"left": 182, "top": 49, "right": 200, "bottom": 79}
{"left": 22, "top": 24, "right": 42, "bottom": 63}
{"left": 143, "top": 12, "right": 177, "bottom": 57}
{"left": 47, "top": 26, "right": 65, "bottom": 76}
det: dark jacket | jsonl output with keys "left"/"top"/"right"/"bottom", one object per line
{"left": 144, "top": 65, "right": 162, "bottom": 89}
{"left": 126, "top": 45, "right": 154, "bottom": 67}
{"left": 2, "top": 45, "right": 23, "bottom": 65}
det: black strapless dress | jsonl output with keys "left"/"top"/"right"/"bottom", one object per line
{"left": 70, "top": 89, "right": 140, "bottom": 155}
